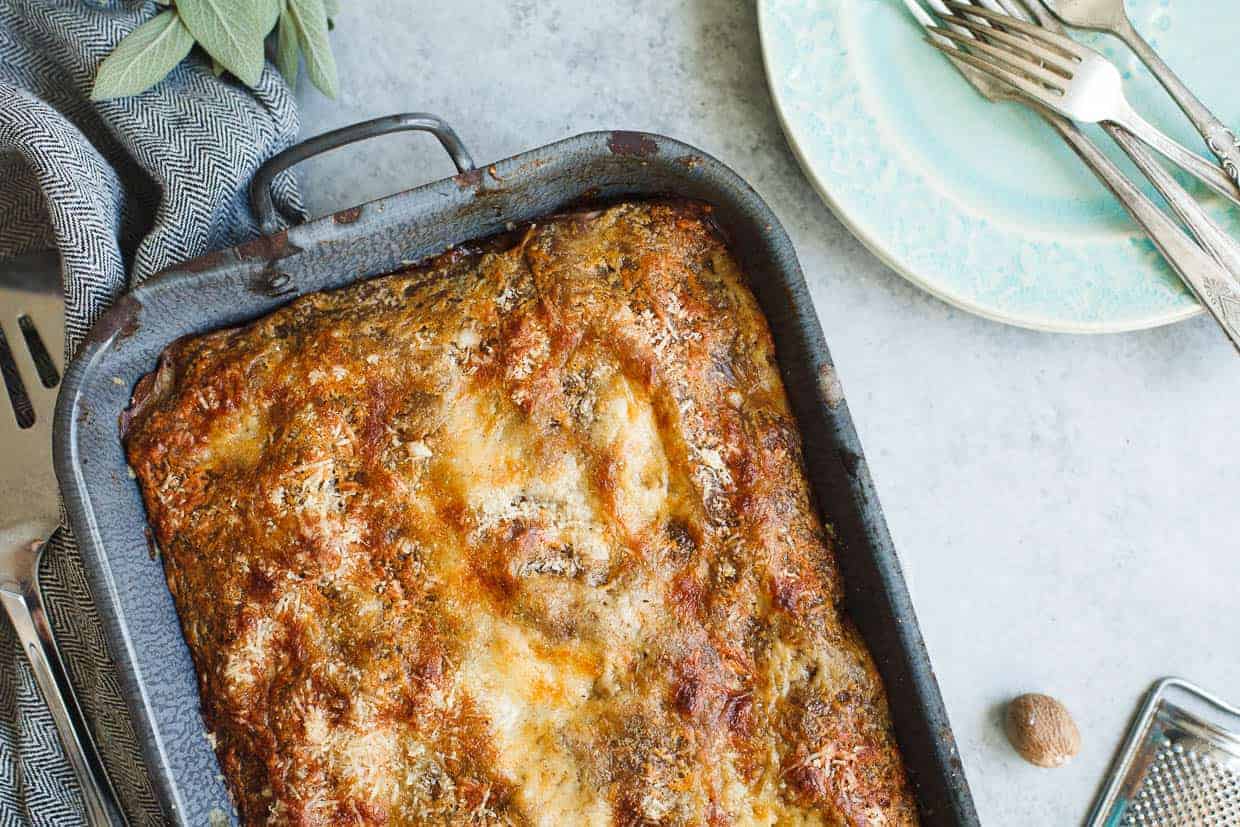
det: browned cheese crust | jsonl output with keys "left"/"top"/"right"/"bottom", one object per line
{"left": 124, "top": 202, "right": 918, "bottom": 826}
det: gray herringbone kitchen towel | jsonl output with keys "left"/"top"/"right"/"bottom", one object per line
{"left": 0, "top": 1, "right": 305, "bottom": 823}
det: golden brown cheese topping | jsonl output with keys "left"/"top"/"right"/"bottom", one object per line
{"left": 124, "top": 201, "right": 918, "bottom": 826}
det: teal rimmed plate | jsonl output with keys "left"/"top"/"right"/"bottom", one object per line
{"left": 759, "top": 0, "right": 1240, "bottom": 332}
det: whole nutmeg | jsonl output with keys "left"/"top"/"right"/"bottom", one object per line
{"left": 1004, "top": 693, "right": 1080, "bottom": 768}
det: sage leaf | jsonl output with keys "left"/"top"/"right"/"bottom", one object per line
{"left": 177, "top": 0, "right": 265, "bottom": 87}
{"left": 211, "top": 57, "right": 226, "bottom": 77}
{"left": 288, "top": 0, "right": 337, "bottom": 98}
{"left": 260, "top": 0, "right": 281, "bottom": 36}
{"left": 91, "top": 9, "right": 194, "bottom": 100}
{"left": 323, "top": 0, "right": 339, "bottom": 18}
{"left": 276, "top": 7, "right": 300, "bottom": 92}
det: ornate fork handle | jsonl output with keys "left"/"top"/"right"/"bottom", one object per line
{"left": 1042, "top": 112, "right": 1240, "bottom": 351}
{"left": 1102, "top": 123, "right": 1240, "bottom": 348}
{"left": 1118, "top": 19, "right": 1240, "bottom": 187}
{"left": 1199, "top": 273, "right": 1240, "bottom": 330}
{"left": 1206, "top": 126, "right": 1240, "bottom": 187}
{"left": 1120, "top": 130, "right": 1240, "bottom": 332}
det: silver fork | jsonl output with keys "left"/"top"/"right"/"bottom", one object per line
{"left": 1046, "top": 0, "right": 1240, "bottom": 186}
{"left": 935, "top": 0, "right": 1240, "bottom": 209}
{"left": 928, "top": 2, "right": 1240, "bottom": 295}
{"left": 0, "top": 278, "right": 127, "bottom": 826}
{"left": 907, "top": 0, "right": 1240, "bottom": 350}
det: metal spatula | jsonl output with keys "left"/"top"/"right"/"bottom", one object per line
{"left": 0, "top": 272, "right": 127, "bottom": 826}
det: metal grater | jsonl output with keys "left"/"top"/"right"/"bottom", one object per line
{"left": 1089, "top": 678, "right": 1240, "bottom": 827}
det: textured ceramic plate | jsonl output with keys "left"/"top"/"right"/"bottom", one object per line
{"left": 758, "top": 0, "right": 1240, "bottom": 332}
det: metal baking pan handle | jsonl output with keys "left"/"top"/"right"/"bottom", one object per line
{"left": 250, "top": 112, "right": 477, "bottom": 235}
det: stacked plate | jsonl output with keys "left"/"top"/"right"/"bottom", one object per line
{"left": 758, "top": 0, "right": 1240, "bottom": 332}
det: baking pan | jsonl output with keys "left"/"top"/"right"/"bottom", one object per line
{"left": 55, "top": 113, "right": 978, "bottom": 825}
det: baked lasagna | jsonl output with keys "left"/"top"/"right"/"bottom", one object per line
{"left": 124, "top": 201, "right": 918, "bottom": 825}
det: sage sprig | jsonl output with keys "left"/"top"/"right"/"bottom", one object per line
{"left": 91, "top": 10, "right": 195, "bottom": 99}
{"left": 285, "top": 0, "right": 337, "bottom": 97}
{"left": 91, "top": 0, "right": 339, "bottom": 101}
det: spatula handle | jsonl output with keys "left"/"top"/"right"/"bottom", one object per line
{"left": 0, "top": 539, "right": 127, "bottom": 827}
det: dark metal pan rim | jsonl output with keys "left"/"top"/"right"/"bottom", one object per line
{"left": 54, "top": 112, "right": 977, "bottom": 825}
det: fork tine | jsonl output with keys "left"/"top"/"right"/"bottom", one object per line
{"left": 939, "top": 14, "right": 1075, "bottom": 80}
{"left": 919, "top": 0, "right": 981, "bottom": 41}
{"left": 973, "top": 0, "right": 1035, "bottom": 22}
{"left": 902, "top": 0, "right": 937, "bottom": 28}
{"left": 932, "top": 26, "right": 1069, "bottom": 91}
{"left": 944, "top": 0, "right": 1082, "bottom": 56}
{"left": 925, "top": 35, "right": 1056, "bottom": 103}
{"left": 985, "top": 0, "right": 1029, "bottom": 17}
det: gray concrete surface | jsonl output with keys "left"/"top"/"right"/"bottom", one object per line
{"left": 294, "top": 1, "right": 1240, "bottom": 823}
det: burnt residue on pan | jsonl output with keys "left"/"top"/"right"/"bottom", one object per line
{"left": 838, "top": 448, "right": 863, "bottom": 480}
{"left": 174, "top": 249, "right": 229, "bottom": 274}
{"left": 818, "top": 362, "right": 846, "bottom": 409}
{"left": 83, "top": 293, "right": 143, "bottom": 348}
{"left": 608, "top": 131, "right": 659, "bottom": 157}
{"left": 454, "top": 167, "right": 484, "bottom": 190}
{"left": 235, "top": 230, "right": 299, "bottom": 263}
{"left": 333, "top": 206, "right": 363, "bottom": 224}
